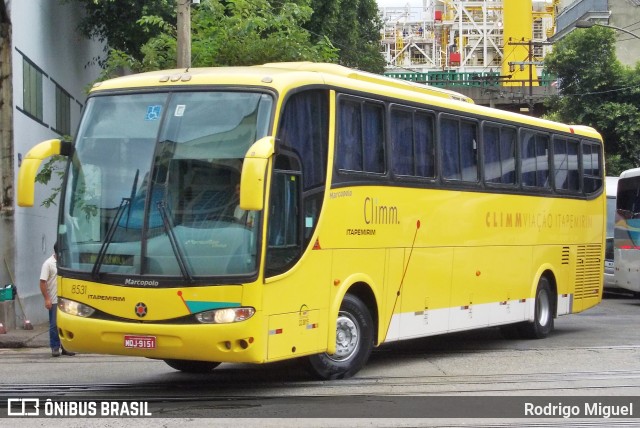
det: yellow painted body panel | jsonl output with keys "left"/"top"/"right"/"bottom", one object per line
{"left": 267, "top": 309, "right": 326, "bottom": 361}
{"left": 58, "top": 312, "right": 265, "bottom": 363}
{"left": 320, "top": 186, "right": 603, "bottom": 336}
{"left": 262, "top": 249, "right": 332, "bottom": 360}
{"left": 59, "top": 278, "right": 244, "bottom": 320}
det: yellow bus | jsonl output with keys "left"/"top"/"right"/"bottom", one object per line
{"left": 18, "top": 62, "right": 605, "bottom": 379}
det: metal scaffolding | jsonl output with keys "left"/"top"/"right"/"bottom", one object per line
{"left": 380, "top": 0, "right": 558, "bottom": 87}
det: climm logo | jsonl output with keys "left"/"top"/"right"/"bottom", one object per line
{"left": 364, "top": 197, "right": 400, "bottom": 225}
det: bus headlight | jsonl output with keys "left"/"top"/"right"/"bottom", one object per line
{"left": 195, "top": 307, "right": 255, "bottom": 324}
{"left": 58, "top": 298, "right": 95, "bottom": 317}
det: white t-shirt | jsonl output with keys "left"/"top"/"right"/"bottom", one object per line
{"left": 40, "top": 254, "right": 58, "bottom": 304}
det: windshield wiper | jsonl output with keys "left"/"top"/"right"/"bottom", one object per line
{"left": 91, "top": 197, "right": 129, "bottom": 279}
{"left": 157, "top": 201, "right": 194, "bottom": 283}
{"left": 91, "top": 171, "right": 139, "bottom": 279}
{"left": 124, "top": 169, "right": 139, "bottom": 229}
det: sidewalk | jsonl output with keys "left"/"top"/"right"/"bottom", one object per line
{"left": 0, "top": 322, "right": 49, "bottom": 348}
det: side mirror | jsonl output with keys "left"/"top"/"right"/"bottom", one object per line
{"left": 18, "top": 139, "right": 72, "bottom": 207}
{"left": 240, "top": 136, "right": 275, "bottom": 211}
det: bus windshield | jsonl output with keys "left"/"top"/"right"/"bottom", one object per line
{"left": 59, "top": 91, "right": 273, "bottom": 281}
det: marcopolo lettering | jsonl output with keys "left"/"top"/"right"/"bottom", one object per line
{"left": 124, "top": 278, "right": 159, "bottom": 287}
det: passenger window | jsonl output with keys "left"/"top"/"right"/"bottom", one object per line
{"left": 484, "top": 125, "right": 516, "bottom": 185}
{"left": 583, "top": 142, "right": 603, "bottom": 194}
{"left": 363, "top": 103, "right": 385, "bottom": 173}
{"left": 336, "top": 97, "right": 384, "bottom": 174}
{"left": 441, "top": 117, "right": 478, "bottom": 182}
{"left": 391, "top": 109, "right": 413, "bottom": 176}
{"left": 553, "top": 138, "right": 580, "bottom": 192}
{"left": 521, "top": 131, "right": 549, "bottom": 188}
{"left": 390, "top": 107, "right": 435, "bottom": 178}
{"left": 415, "top": 112, "right": 435, "bottom": 177}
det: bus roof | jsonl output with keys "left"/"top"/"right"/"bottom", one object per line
{"left": 90, "top": 62, "right": 602, "bottom": 140}
{"left": 619, "top": 167, "right": 640, "bottom": 179}
{"left": 260, "top": 62, "right": 475, "bottom": 103}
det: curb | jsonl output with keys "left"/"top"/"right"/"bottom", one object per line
{"left": 0, "top": 324, "right": 50, "bottom": 349}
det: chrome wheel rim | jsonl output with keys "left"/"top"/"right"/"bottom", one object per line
{"left": 537, "top": 288, "right": 551, "bottom": 327}
{"left": 329, "top": 311, "right": 360, "bottom": 362}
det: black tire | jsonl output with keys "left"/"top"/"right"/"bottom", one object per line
{"left": 164, "top": 359, "right": 220, "bottom": 373}
{"left": 518, "top": 276, "right": 555, "bottom": 339}
{"left": 306, "top": 294, "right": 374, "bottom": 380}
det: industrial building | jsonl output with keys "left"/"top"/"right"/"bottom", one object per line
{"left": 379, "top": 0, "right": 640, "bottom": 110}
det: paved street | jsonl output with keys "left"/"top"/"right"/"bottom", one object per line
{"left": 0, "top": 291, "right": 639, "bottom": 427}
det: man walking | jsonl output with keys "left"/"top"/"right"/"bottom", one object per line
{"left": 39, "top": 242, "right": 74, "bottom": 357}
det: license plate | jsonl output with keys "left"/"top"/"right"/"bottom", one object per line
{"left": 124, "top": 335, "right": 156, "bottom": 349}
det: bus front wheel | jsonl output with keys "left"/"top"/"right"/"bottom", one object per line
{"left": 518, "top": 276, "right": 555, "bottom": 339}
{"left": 305, "top": 294, "right": 374, "bottom": 380}
{"left": 164, "top": 359, "right": 220, "bottom": 373}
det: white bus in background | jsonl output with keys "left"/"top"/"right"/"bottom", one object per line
{"left": 605, "top": 176, "right": 619, "bottom": 289}
{"left": 613, "top": 168, "right": 640, "bottom": 295}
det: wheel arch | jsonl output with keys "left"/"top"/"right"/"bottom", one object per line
{"left": 344, "top": 282, "right": 380, "bottom": 345}
{"left": 327, "top": 278, "right": 380, "bottom": 353}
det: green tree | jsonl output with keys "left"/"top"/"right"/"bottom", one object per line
{"left": 64, "top": 0, "right": 175, "bottom": 66}
{"left": 99, "top": 0, "right": 338, "bottom": 78}
{"left": 544, "top": 26, "right": 640, "bottom": 175}
{"left": 71, "top": 0, "right": 383, "bottom": 75}
{"left": 306, "top": 0, "right": 385, "bottom": 73}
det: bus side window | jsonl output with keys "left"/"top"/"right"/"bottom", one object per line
{"left": 583, "top": 142, "right": 603, "bottom": 194}
{"left": 390, "top": 108, "right": 435, "bottom": 179}
{"left": 553, "top": 137, "right": 580, "bottom": 192}
{"left": 441, "top": 118, "right": 460, "bottom": 180}
{"left": 336, "top": 97, "right": 384, "bottom": 174}
{"left": 484, "top": 124, "right": 516, "bottom": 185}
{"left": 266, "top": 170, "right": 301, "bottom": 275}
{"left": 441, "top": 116, "right": 478, "bottom": 182}
{"left": 521, "top": 131, "right": 550, "bottom": 188}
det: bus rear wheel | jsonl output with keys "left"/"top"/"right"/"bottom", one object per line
{"left": 164, "top": 359, "right": 220, "bottom": 373}
{"left": 305, "top": 294, "right": 374, "bottom": 380}
{"left": 518, "top": 276, "right": 555, "bottom": 339}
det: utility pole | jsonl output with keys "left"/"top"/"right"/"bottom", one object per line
{"left": 0, "top": 0, "right": 15, "bottom": 289}
{"left": 176, "top": 0, "right": 191, "bottom": 69}
{"left": 508, "top": 39, "right": 550, "bottom": 116}
{"left": 1, "top": 0, "right": 14, "bottom": 214}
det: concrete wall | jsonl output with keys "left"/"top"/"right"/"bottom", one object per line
{"left": 10, "top": 0, "right": 102, "bottom": 325}
{"left": 609, "top": 0, "right": 640, "bottom": 67}
{"left": 558, "top": 0, "right": 640, "bottom": 67}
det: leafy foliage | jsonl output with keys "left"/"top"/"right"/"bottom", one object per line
{"left": 70, "top": 0, "right": 385, "bottom": 78}
{"left": 63, "top": 0, "right": 175, "bottom": 67}
{"left": 96, "top": 0, "right": 341, "bottom": 78}
{"left": 306, "top": 0, "right": 385, "bottom": 73}
{"left": 543, "top": 26, "right": 640, "bottom": 175}
{"left": 35, "top": 155, "right": 65, "bottom": 208}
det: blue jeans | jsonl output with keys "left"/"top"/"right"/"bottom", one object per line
{"left": 48, "top": 305, "right": 60, "bottom": 350}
